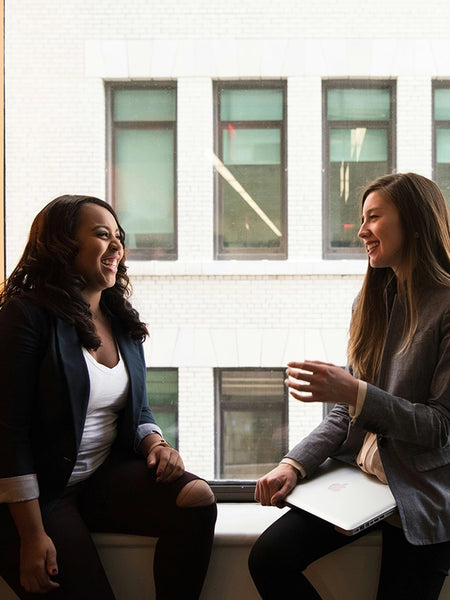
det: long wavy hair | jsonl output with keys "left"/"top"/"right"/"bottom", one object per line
{"left": 348, "top": 173, "right": 450, "bottom": 383}
{"left": 0, "top": 195, "right": 149, "bottom": 349}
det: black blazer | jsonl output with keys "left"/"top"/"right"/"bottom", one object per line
{"left": 0, "top": 296, "right": 157, "bottom": 515}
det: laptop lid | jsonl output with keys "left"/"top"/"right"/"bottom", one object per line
{"left": 285, "top": 458, "right": 397, "bottom": 536}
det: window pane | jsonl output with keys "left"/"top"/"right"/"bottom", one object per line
{"left": 329, "top": 129, "right": 388, "bottom": 248}
{"left": 435, "top": 163, "right": 450, "bottom": 205}
{"left": 330, "top": 128, "right": 387, "bottom": 162}
{"left": 222, "top": 164, "right": 282, "bottom": 248}
{"left": 329, "top": 161, "right": 387, "bottom": 248}
{"left": 114, "top": 89, "right": 176, "bottom": 122}
{"left": 220, "top": 89, "right": 283, "bottom": 121}
{"left": 327, "top": 88, "right": 390, "bottom": 121}
{"left": 218, "top": 370, "right": 287, "bottom": 479}
{"left": 223, "top": 128, "right": 280, "bottom": 165}
{"left": 115, "top": 128, "right": 175, "bottom": 250}
{"left": 434, "top": 89, "right": 450, "bottom": 121}
{"left": 437, "top": 129, "right": 450, "bottom": 163}
{"left": 146, "top": 369, "right": 178, "bottom": 449}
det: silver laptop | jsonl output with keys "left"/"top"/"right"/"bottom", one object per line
{"left": 285, "top": 458, "right": 397, "bottom": 536}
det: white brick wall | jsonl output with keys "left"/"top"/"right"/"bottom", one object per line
{"left": 288, "top": 76, "right": 323, "bottom": 259}
{"left": 397, "top": 76, "right": 433, "bottom": 175}
{"left": 5, "top": 0, "right": 450, "bottom": 477}
{"left": 177, "top": 77, "right": 214, "bottom": 261}
{"left": 178, "top": 367, "right": 215, "bottom": 478}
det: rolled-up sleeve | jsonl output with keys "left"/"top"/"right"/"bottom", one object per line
{"left": 0, "top": 474, "right": 39, "bottom": 503}
{"left": 134, "top": 423, "right": 163, "bottom": 452}
{"left": 349, "top": 380, "right": 368, "bottom": 423}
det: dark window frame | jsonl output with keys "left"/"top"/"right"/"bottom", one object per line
{"left": 322, "top": 79, "right": 396, "bottom": 260}
{"left": 105, "top": 81, "right": 178, "bottom": 260}
{"left": 213, "top": 80, "right": 288, "bottom": 260}
{"left": 213, "top": 368, "right": 288, "bottom": 495}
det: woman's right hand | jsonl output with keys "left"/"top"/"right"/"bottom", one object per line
{"left": 8, "top": 499, "right": 60, "bottom": 594}
{"left": 255, "top": 463, "right": 299, "bottom": 507}
{"left": 19, "top": 532, "right": 60, "bottom": 594}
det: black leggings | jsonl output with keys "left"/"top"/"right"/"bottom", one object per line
{"left": 248, "top": 508, "right": 450, "bottom": 600}
{"left": 1, "top": 454, "right": 217, "bottom": 600}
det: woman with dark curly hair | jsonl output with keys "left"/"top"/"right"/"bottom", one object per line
{"left": 0, "top": 195, "right": 216, "bottom": 600}
{"left": 249, "top": 173, "right": 450, "bottom": 600}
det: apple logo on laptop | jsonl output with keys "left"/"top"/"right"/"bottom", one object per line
{"left": 328, "top": 483, "right": 348, "bottom": 492}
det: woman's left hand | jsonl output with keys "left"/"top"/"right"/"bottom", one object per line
{"left": 146, "top": 444, "right": 185, "bottom": 483}
{"left": 285, "top": 360, "right": 358, "bottom": 407}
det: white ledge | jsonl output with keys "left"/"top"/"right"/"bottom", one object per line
{"left": 93, "top": 503, "right": 289, "bottom": 548}
{"left": 127, "top": 259, "right": 367, "bottom": 277}
{"left": 92, "top": 502, "right": 384, "bottom": 549}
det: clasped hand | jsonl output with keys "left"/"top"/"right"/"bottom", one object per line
{"left": 285, "top": 360, "right": 358, "bottom": 407}
{"left": 147, "top": 444, "right": 185, "bottom": 483}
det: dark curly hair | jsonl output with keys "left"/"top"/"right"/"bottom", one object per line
{"left": 0, "top": 195, "right": 149, "bottom": 349}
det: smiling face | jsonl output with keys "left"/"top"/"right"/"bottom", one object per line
{"left": 73, "top": 202, "right": 124, "bottom": 303}
{"left": 358, "top": 190, "right": 405, "bottom": 272}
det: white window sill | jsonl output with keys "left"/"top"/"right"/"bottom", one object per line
{"left": 127, "top": 259, "right": 367, "bottom": 277}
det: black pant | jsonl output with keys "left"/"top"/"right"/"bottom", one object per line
{"left": 1, "top": 454, "right": 217, "bottom": 600}
{"left": 248, "top": 508, "right": 450, "bottom": 600}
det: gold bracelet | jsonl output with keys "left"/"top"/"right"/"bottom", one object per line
{"left": 148, "top": 439, "right": 170, "bottom": 454}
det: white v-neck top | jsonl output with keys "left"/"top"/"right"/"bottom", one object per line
{"left": 68, "top": 347, "right": 129, "bottom": 485}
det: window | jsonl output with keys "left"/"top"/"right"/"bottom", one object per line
{"left": 214, "top": 82, "right": 287, "bottom": 259}
{"left": 215, "top": 369, "right": 288, "bottom": 480}
{"left": 106, "top": 83, "right": 177, "bottom": 260}
{"left": 433, "top": 81, "right": 450, "bottom": 207}
{"left": 323, "top": 80, "right": 396, "bottom": 259}
{"left": 146, "top": 369, "right": 178, "bottom": 449}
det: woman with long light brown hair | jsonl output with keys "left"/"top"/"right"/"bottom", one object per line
{"left": 249, "top": 173, "right": 450, "bottom": 600}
